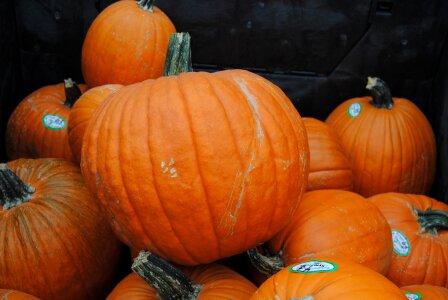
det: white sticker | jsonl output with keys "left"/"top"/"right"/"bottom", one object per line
{"left": 405, "top": 292, "right": 422, "bottom": 300}
{"left": 289, "top": 260, "right": 338, "bottom": 274}
{"left": 348, "top": 102, "right": 362, "bottom": 118}
{"left": 42, "top": 114, "right": 66, "bottom": 130}
{"left": 392, "top": 229, "right": 411, "bottom": 256}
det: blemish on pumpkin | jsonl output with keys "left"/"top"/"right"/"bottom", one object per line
{"left": 0, "top": 290, "right": 13, "bottom": 300}
{"left": 237, "top": 79, "right": 264, "bottom": 141}
{"left": 161, "top": 158, "right": 178, "bottom": 178}
{"left": 282, "top": 160, "right": 291, "bottom": 170}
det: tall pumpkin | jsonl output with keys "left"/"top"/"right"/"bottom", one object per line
{"left": 303, "top": 118, "right": 353, "bottom": 191}
{"left": 0, "top": 159, "right": 123, "bottom": 300}
{"left": 68, "top": 84, "right": 122, "bottom": 163}
{"left": 6, "top": 79, "right": 87, "bottom": 162}
{"left": 326, "top": 77, "right": 436, "bottom": 197}
{"left": 369, "top": 193, "right": 448, "bottom": 287}
{"left": 81, "top": 33, "right": 309, "bottom": 265}
{"left": 82, "top": 0, "right": 176, "bottom": 87}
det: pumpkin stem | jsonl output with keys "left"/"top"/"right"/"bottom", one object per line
{"left": 415, "top": 207, "right": 448, "bottom": 235}
{"left": 163, "top": 32, "right": 193, "bottom": 77}
{"left": 132, "top": 250, "right": 202, "bottom": 300}
{"left": 63, "top": 78, "right": 82, "bottom": 108}
{"left": 137, "top": 0, "right": 155, "bottom": 12}
{"left": 247, "top": 247, "right": 284, "bottom": 277}
{"left": 0, "top": 164, "right": 35, "bottom": 210}
{"left": 366, "top": 77, "right": 394, "bottom": 109}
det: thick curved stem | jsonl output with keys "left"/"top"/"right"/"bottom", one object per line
{"left": 137, "top": 0, "right": 155, "bottom": 12}
{"left": 0, "top": 164, "right": 35, "bottom": 210}
{"left": 63, "top": 78, "right": 82, "bottom": 108}
{"left": 247, "top": 247, "right": 284, "bottom": 277}
{"left": 415, "top": 207, "right": 448, "bottom": 235}
{"left": 366, "top": 77, "right": 394, "bottom": 109}
{"left": 132, "top": 250, "right": 202, "bottom": 300}
{"left": 163, "top": 33, "right": 193, "bottom": 77}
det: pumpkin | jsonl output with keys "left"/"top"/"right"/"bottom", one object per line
{"left": 402, "top": 285, "right": 448, "bottom": 299}
{"left": 0, "top": 159, "right": 123, "bottom": 300}
{"left": 369, "top": 193, "right": 448, "bottom": 287}
{"left": 326, "top": 77, "right": 436, "bottom": 197}
{"left": 0, "top": 289, "right": 40, "bottom": 299}
{"left": 6, "top": 79, "right": 87, "bottom": 162}
{"left": 81, "top": 33, "right": 309, "bottom": 265}
{"left": 251, "top": 258, "right": 407, "bottom": 299}
{"left": 81, "top": 0, "right": 176, "bottom": 87}
{"left": 249, "top": 190, "right": 392, "bottom": 279}
{"left": 303, "top": 118, "right": 353, "bottom": 191}
{"left": 68, "top": 84, "right": 122, "bottom": 163}
{"left": 107, "top": 251, "right": 257, "bottom": 299}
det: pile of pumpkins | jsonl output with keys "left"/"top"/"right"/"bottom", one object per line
{"left": 1, "top": 0, "right": 446, "bottom": 299}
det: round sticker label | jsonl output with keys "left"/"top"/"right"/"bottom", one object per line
{"left": 404, "top": 292, "right": 422, "bottom": 300}
{"left": 42, "top": 114, "right": 66, "bottom": 130}
{"left": 392, "top": 229, "right": 411, "bottom": 257}
{"left": 348, "top": 102, "right": 362, "bottom": 118}
{"left": 289, "top": 260, "right": 338, "bottom": 274}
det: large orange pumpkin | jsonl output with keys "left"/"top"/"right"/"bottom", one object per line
{"left": 107, "top": 251, "right": 256, "bottom": 299}
{"left": 6, "top": 79, "right": 87, "bottom": 162}
{"left": 402, "top": 285, "right": 448, "bottom": 299}
{"left": 0, "top": 290, "right": 40, "bottom": 299}
{"left": 0, "top": 159, "right": 123, "bottom": 300}
{"left": 251, "top": 258, "right": 407, "bottom": 299}
{"left": 68, "top": 84, "right": 122, "bottom": 163}
{"left": 303, "top": 118, "right": 353, "bottom": 191}
{"left": 369, "top": 193, "right": 448, "bottom": 287}
{"left": 82, "top": 0, "right": 176, "bottom": 87}
{"left": 326, "top": 77, "right": 436, "bottom": 197}
{"left": 81, "top": 33, "right": 309, "bottom": 265}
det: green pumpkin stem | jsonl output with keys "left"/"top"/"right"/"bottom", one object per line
{"left": 163, "top": 32, "right": 193, "bottom": 77}
{"left": 247, "top": 247, "right": 284, "bottom": 277}
{"left": 0, "top": 164, "right": 35, "bottom": 210}
{"left": 415, "top": 208, "right": 448, "bottom": 235}
{"left": 63, "top": 78, "right": 82, "bottom": 108}
{"left": 132, "top": 250, "right": 202, "bottom": 300}
{"left": 366, "top": 77, "right": 394, "bottom": 109}
{"left": 137, "top": 0, "right": 155, "bottom": 12}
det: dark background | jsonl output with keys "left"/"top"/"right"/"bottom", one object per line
{"left": 1, "top": 0, "right": 448, "bottom": 200}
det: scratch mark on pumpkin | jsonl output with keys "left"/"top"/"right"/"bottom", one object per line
{"left": 1, "top": 290, "right": 13, "bottom": 300}
{"left": 237, "top": 79, "right": 264, "bottom": 141}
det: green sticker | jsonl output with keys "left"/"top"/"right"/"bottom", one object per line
{"left": 42, "top": 114, "right": 66, "bottom": 130}
{"left": 289, "top": 260, "right": 338, "bottom": 274}
{"left": 404, "top": 292, "right": 422, "bottom": 300}
{"left": 392, "top": 229, "right": 411, "bottom": 257}
{"left": 347, "top": 102, "right": 362, "bottom": 118}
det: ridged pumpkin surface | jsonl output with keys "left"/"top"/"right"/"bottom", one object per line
{"left": 68, "top": 84, "right": 122, "bottom": 163}
{"left": 0, "top": 289, "right": 40, "bottom": 299}
{"left": 402, "top": 285, "right": 448, "bottom": 299}
{"left": 268, "top": 190, "right": 392, "bottom": 274}
{"left": 82, "top": 1, "right": 176, "bottom": 87}
{"left": 81, "top": 69, "right": 309, "bottom": 265}
{"left": 107, "top": 264, "right": 256, "bottom": 299}
{"left": 0, "top": 159, "right": 122, "bottom": 300}
{"left": 303, "top": 118, "right": 353, "bottom": 191}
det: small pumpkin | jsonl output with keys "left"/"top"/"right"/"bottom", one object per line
{"left": 68, "top": 84, "right": 122, "bottom": 163}
{"left": 402, "top": 285, "right": 448, "bottom": 299}
{"left": 303, "top": 117, "right": 353, "bottom": 191}
{"left": 81, "top": 33, "right": 309, "bottom": 265}
{"left": 107, "top": 251, "right": 257, "bottom": 299}
{"left": 6, "top": 79, "right": 87, "bottom": 162}
{"left": 251, "top": 258, "right": 407, "bottom": 299}
{"left": 0, "top": 159, "right": 123, "bottom": 300}
{"left": 82, "top": 0, "right": 176, "bottom": 87}
{"left": 0, "top": 290, "right": 40, "bottom": 299}
{"left": 326, "top": 77, "right": 436, "bottom": 197}
{"left": 369, "top": 193, "right": 448, "bottom": 288}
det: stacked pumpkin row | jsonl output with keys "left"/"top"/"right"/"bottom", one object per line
{"left": 1, "top": 0, "right": 446, "bottom": 299}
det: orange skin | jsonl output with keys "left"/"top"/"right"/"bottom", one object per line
{"left": 68, "top": 84, "right": 122, "bottom": 163}
{"left": 0, "top": 159, "right": 123, "bottom": 300}
{"left": 6, "top": 83, "right": 88, "bottom": 162}
{"left": 82, "top": 1, "right": 176, "bottom": 87}
{"left": 268, "top": 190, "right": 393, "bottom": 274}
{"left": 107, "top": 264, "right": 257, "bottom": 300}
{"left": 303, "top": 118, "right": 353, "bottom": 191}
{"left": 0, "top": 289, "right": 40, "bottom": 299}
{"left": 251, "top": 258, "right": 407, "bottom": 299}
{"left": 81, "top": 69, "right": 309, "bottom": 265}
{"left": 326, "top": 97, "right": 436, "bottom": 197}
{"left": 402, "top": 285, "right": 448, "bottom": 299}
{"left": 369, "top": 193, "right": 448, "bottom": 287}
